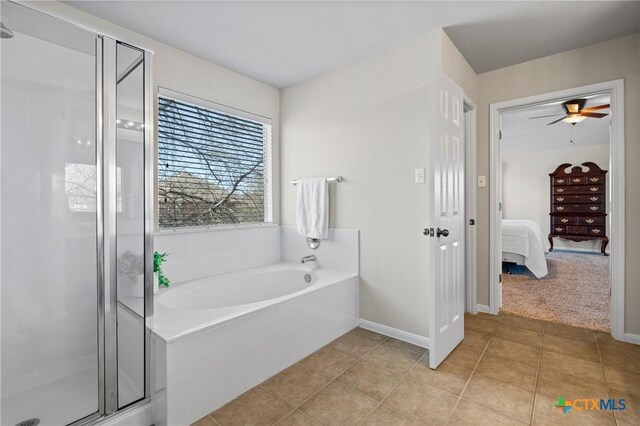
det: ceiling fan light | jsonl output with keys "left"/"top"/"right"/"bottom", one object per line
{"left": 562, "top": 115, "right": 587, "bottom": 124}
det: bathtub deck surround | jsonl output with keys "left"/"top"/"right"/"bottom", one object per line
{"left": 151, "top": 226, "right": 359, "bottom": 425}
{"left": 195, "top": 314, "right": 640, "bottom": 426}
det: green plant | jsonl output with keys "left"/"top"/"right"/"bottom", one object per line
{"left": 154, "top": 251, "right": 171, "bottom": 288}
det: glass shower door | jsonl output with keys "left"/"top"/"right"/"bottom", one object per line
{"left": 1, "top": 3, "right": 100, "bottom": 425}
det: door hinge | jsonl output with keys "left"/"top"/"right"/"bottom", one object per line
{"left": 499, "top": 130, "right": 503, "bottom": 140}
{"left": 499, "top": 273, "right": 502, "bottom": 283}
{"left": 469, "top": 219, "right": 475, "bottom": 226}
{"left": 499, "top": 202, "right": 502, "bottom": 211}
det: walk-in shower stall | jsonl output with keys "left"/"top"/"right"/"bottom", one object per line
{"left": 1, "top": 3, "right": 153, "bottom": 424}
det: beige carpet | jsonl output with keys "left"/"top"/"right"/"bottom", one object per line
{"left": 501, "top": 251, "right": 610, "bottom": 332}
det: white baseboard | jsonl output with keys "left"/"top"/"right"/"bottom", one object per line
{"left": 623, "top": 333, "right": 640, "bottom": 345}
{"left": 359, "top": 319, "right": 429, "bottom": 349}
{"left": 476, "top": 304, "right": 491, "bottom": 314}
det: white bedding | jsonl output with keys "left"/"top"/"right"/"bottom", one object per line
{"left": 502, "top": 219, "right": 549, "bottom": 278}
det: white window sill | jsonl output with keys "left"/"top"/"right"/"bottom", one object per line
{"left": 154, "top": 222, "right": 278, "bottom": 236}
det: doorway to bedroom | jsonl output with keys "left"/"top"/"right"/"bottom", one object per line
{"left": 488, "top": 80, "right": 625, "bottom": 338}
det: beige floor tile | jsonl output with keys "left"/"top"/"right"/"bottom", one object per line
{"left": 275, "top": 411, "right": 320, "bottom": 426}
{"left": 603, "top": 365, "right": 640, "bottom": 397}
{"left": 363, "top": 344, "right": 422, "bottom": 373}
{"left": 536, "top": 366, "right": 609, "bottom": 400}
{"left": 459, "top": 328, "right": 492, "bottom": 351}
{"left": 544, "top": 322, "right": 595, "bottom": 343}
{"left": 409, "top": 354, "right": 471, "bottom": 396}
{"left": 462, "top": 374, "right": 534, "bottom": 424}
{"left": 361, "top": 406, "right": 422, "bottom": 426}
{"left": 335, "top": 359, "right": 403, "bottom": 401}
{"left": 451, "top": 399, "right": 527, "bottom": 425}
{"left": 299, "top": 382, "right": 377, "bottom": 425}
{"left": 465, "top": 315, "right": 500, "bottom": 334}
{"left": 595, "top": 333, "right": 640, "bottom": 355}
{"left": 383, "top": 377, "right": 458, "bottom": 423}
{"left": 494, "top": 324, "right": 543, "bottom": 348}
{"left": 442, "top": 345, "right": 483, "bottom": 370}
{"left": 383, "top": 337, "right": 427, "bottom": 355}
{"left": 328, "top": 331, "right": 381, "bottom": 357}
{"left": 211, "top": 387, "right": 292, "bottom": 426}
{"left": 539, "top": 350, "right": 605, "bottom": 384}
{"left": 262, "top": 363, "right": 330, "bottom": 407}
{"left": 501, "top": 315, "right": 545, "bottom": 333}
{"left": 532, "top": 393, "right": 616, "bottom": 425}
{"left": 609, "top": 388, "right": 640, "bottom": 426}
{"left": 299, "top": 345, "right": 358, "bottom": 379}
{"left": 543, "top": 333, "right": 600, "bottom": 362}
{"left": 350, "top": 327, "right": 388, "bottom": 342}
{"left": 475, "top": 352, "right": 538, "bottom": 391}
{"left": 600, "top": 347, "right": 640, "bottom": 374}
{"left": 485, "top": 337, "right": 540, "bottom": 367}
{"left": 192, "top": 415, "right": 218, "bottom": 426}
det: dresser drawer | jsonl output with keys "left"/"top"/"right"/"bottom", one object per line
{"left": 553, "top": 204, "right": 603, "bottom": 213}
{"left": 586, "top": 176, "right": 603, "bottom": 184}
{"left": 589, "top": 227, "right": 605, "bottom": 236}
{"left": 554, "top": 195, "right": 603, "bottom": 203}
{"left": 566, "top": 226, "right": 588, "bottom": 235}
{"left": 553, "top": 177, "right": 570, "bottom": 185}
{"left": 553, "top": 216, "right": 578, "bottom": 225}
{"left": 553, "top": 185, "right": 603, "bottom": 195}
{"left": 568, "top": 176, "right": 586, "bottom": 185}
{"left": 579, "top": 217, "right": 605, "bottom": 226}
{"left": 552, "top": 225, "right": 565, "bottom": 234}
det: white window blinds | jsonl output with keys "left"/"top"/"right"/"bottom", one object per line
{"left": 157, "top": 90, "right": 272, "bottom": 229}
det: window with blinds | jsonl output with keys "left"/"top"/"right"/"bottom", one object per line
{"left": 157, "top": 91, "right": 272, "bottom": 229}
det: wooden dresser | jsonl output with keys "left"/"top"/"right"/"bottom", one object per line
{"left": 549, "top": 162, "right": 608, "bottom": 255}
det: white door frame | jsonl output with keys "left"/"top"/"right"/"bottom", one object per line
{"left": 464, "top": 97, "right": 478, "bottom": 314}
{"left": 489, "top": 79, "right": 625, "bottom": 340}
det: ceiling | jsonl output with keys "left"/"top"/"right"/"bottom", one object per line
{"left": 64, "top": 1, "right": 640, "bottom": 88}
{"left": 501, "top": 94, "right": 611, "bottom": 155}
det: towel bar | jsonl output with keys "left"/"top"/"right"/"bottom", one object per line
{"left": 289, "top": 176, "right": 343, "bottom": 185}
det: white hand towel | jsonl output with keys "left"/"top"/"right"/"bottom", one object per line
{"left": 296, "top": 178, "right": 329, "bottom": 239}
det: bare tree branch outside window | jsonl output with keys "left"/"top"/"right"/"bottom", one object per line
{"left": 157, "top": 97, "right": 269, "bottom": 228}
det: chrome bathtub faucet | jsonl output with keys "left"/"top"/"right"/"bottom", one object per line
{"left": 300, "top": 255, "right": 317, "bottom": 264}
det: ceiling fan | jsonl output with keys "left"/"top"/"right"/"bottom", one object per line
{"left": 529, "top": 98, "right": 610, "bottom": 125}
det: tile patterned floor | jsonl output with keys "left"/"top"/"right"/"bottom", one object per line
{"left": 193, "top": 313, "right": 640, "bottom": 425}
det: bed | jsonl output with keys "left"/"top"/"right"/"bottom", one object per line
{"left": 502, "top": 219, "right": 550, "bottom": 278}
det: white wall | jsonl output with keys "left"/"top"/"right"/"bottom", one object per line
{"left": 476, "top": 33, "right": 640, "bottom": 334}
{"left": 502, "top": 144, "right": 610, "bottom": 252}
{"left": 280, "top": 29, "right": 477, "bottom": 337}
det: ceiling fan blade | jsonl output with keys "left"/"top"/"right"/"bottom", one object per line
{"left": 547, "top": 116, "right": 568, "bottom": 125}
{"left": 529, "top": 113, "right": 565, "bottom": 119}
{"left": 580, "top": 112, "right": 609, "bottom": 118}
{"left": 582, "top": 104, "right": 610, "bottom": 112}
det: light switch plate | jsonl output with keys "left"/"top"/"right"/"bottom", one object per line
{"left": 478, "top": 176, "right": 486, "bottom": 187}
{"left": 414, "top": 168, "right": 425, "bottom": 184}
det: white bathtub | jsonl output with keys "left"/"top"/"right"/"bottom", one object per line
{"left": 152, "top": 262, "right": 358, "bottom": 425}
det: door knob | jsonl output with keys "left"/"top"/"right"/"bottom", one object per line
{"left": 436, "top": 228, "right": 449, "bottom": 238}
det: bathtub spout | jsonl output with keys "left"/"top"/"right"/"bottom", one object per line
{"left": 301, "top": 255, "right": 317, "bottom": 264}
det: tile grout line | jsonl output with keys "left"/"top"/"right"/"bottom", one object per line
{"left": 269, "top": 332, "right": 392, "bottom": 426}
{"left": 444, "top": 313, "right": 504, "bottom": 425}
{"left": 528, "top": 320, "right": 547, "bottom": 426}
{"left": 594, "top": 331, "right": 619, "bottom": 425}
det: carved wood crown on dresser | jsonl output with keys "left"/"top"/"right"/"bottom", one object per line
{"left": 548, "top": 162, "right": 609, "bottom": 255}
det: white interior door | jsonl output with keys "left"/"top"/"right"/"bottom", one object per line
{"left": 428, "top": 71, "right": 465, "bottom": 369}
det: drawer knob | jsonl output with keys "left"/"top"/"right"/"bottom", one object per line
{"left": 557, "top": 188, "right": 565, "bottom": 193}
{"left": 573, "top": 178, "right": 581, "bottom": 182}
{"left": 557, "top": 206, "right": 565, "bottom": 211}
{"left": 556, "top": 227, "right": 563, "bottom": 231}
{"left": 590, "top": 197, "right": 599, "bottom": 201}
{"left": 590, "top": 187, "right": 598, "bottom": 192}
{"left": 590, "top": 177, "right": 599, "bottom": 182}
{"left": 590, "top": 206, "right": 598, "bottom": 211}
{"left": 592, "top": 229, "right": 601, "bottom": 234}
{"left": 561, "top": 219, "right": 569, "bottom": 223}
{"left": 557, "top": 179, "right": 565, "bottom": 183}
{"left": 557, "top": 197, "right": 565, "bottom": 201}
{"left": 586, "top": 219, "right": 594, "bottom": 224}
